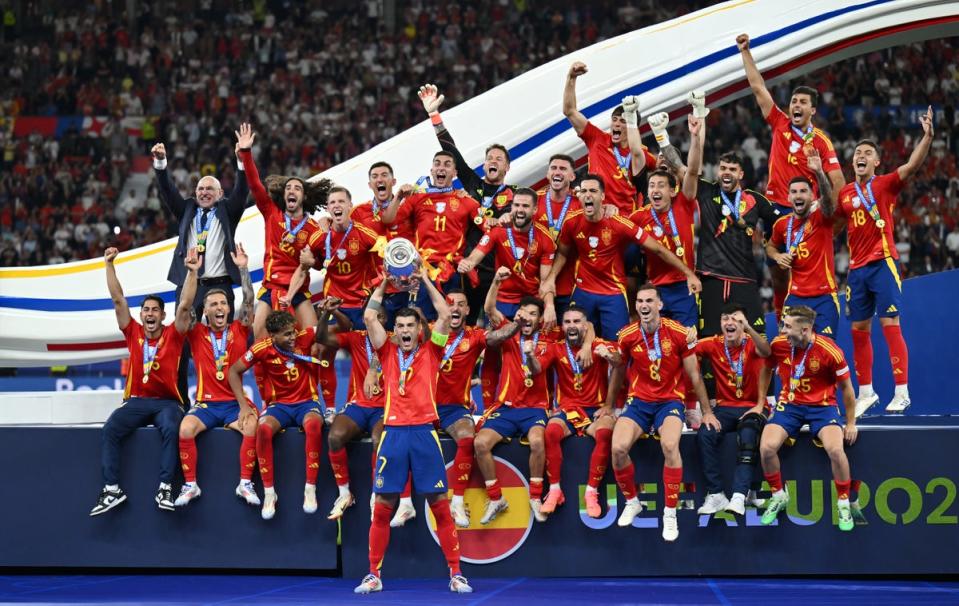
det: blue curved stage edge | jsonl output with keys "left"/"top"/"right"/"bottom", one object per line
{"left": 2, "top": 424, "right": 957, "bottom": 575}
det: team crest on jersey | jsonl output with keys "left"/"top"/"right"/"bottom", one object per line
{"left": 789, "top": 141, "right": 802, "bottom": 154}
{"left": 810, "top": 357, "right": 821, "bottom": 372}
{"left": 450, "top": 197, "right": 460, "bottom": 211}
{"left": 588, "top": 236, "right": 599, "bottom": 248}
{"left": 336, "top": 248, "right": 347, "bottom": 260}
{"left": 661, "top": 339, "right": 673, "bottom": 356}
{"left": 436, "top": 202, "right": 447, "bottom": 214}
{"left": 459, "top": 340, "right": 470, "bottom": 352}
{"left": 495, "top": 194, "right": 509, "bottom": 207}
{"left": 528, "top": 240, "right": 538, "bottom": 254}
{"left": 601, "top": 227, "right": 613, "bottom": 246}
{"left": 348, "top": 239, "right": 360, "bottom": 255}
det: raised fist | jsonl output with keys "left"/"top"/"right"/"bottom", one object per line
{"left": 688, "top": 90, "right": 710, "bottom": 119}
{"left": 151, "top": 143, "right": 166, "bottom": 160}
{"left": 736, "top": 33, "right": 750, "bottom": 51}
{"left": 568, "top": 61, "right": 588, "bottom": 79}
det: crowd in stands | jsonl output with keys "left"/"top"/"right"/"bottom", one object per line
{"left": 1, "top": 1, "right": 956, "bottom": 308}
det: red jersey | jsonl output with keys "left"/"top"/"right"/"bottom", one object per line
{"left": 694, "top": 335, "right": 764, "bottom": 407}
{"left": 377, "top": 338, "right": 445, "bottom": 426}
{"left": 396, "top": 191, "right": 482, "bottom": 265}
{"left": 239, "top": 149, "right": 324, "bottom": 293}
{"left": 336, "top": 331, "right": 384, "bottom": 408}
{"left": 495, "top": 331, "right": 551, "bottom": 409}
{"left": 559, "top": 212, "right": 648, "bottom": 295}
{"left": 837, "top": 172, "right": 903, "bottom": 269}
{"left": 764, "top": 106, "right": 840, "bottom": 206}
{"left": 766, "top": 334, "right": 849, "bottom": 406}
{"left": 619, "top": 319, "right": 694, "bottom": 403}
{"left": 240, "top": 327, "right": 319, "bottom": 405}
{"left": 189, "top": 320, "right": 250, "bottom": 403}
{"left": 351, "top": 199, "right": 410, "bottom": 240}
{"left": 580, "top": 121, "right": 657, "bottom": 213}
{"left": 312, "top": 222, "right": 379, "bottom": 307}
{"left": 435, "top": 327, "right": 487, "bottom": 407}
{"left": 629, "top": 193, "right": 697, "bottom": 286}
{"left": 542, "top": 338, "right": 618, "bottom": 410}
{"left": 770, "top": 208, "right": 837, "bottom": 298}
{"left": 474, "top": 223, "right": 555, "bottom": 303}
{"left": 122, "top": 321, "right": 185, "bottom": 401}
{"left": 536, "top": 190, "right": 579, "bottom": 297}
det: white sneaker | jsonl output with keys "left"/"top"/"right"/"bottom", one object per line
{"left": 449, "top": 574, "right": 473, "bottom": 593}
{"left": 354, "top": 573, "right": 383, "bottom": 594}
{"left": 854, "top": 392, "right": 880, "bottom": 418}
{"left": 617, "top": 499, "right": 643, "bottom": 527}
{"left": 450, "top": 499, "right": 470, "bottom": 528}
{"left": 390, "top": 499, "right": 416, "bottom": 527}
{"left": 746, "top": 489, "right": 765, "bottom": 509}
{"left": 174, "top": 483, "right": 201, "bottom": 507}
{"left": 480, "top": 498, "right": 508, "bottom": 525}
{"left": 696, "top": 492, "right": 729, "bottom": 515}
{"left": 303, "top": 484, "right": 318, "bottom": 514}
{"left": 886, "top": 393, "right": 911, "bottom": 413}
{"left": 327, "top": 492, "right": 355, "bottom": 520}
{"left": 662, "top": 508, "right": 679, "bottom": 541}
{"left": 235, "top": 481, "right": 261, "bottom": 506}
{"left": 725, "top": 493, "right": 746, "bottom": 516}
{"left": 530, "top": 498, "right": 547, "bottom": 522}
{"left": 261, "top": 492, "right": 277, "bottom": 520}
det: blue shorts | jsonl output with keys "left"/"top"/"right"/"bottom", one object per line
{"left": 784, "top": 293, "right": 839, "bottom": 337}
{"left": 337, "top": 306, "right": 366, "bottom": 330}
{"left": 552, "top": 406, "right": 599, "bottom": 436}
{"left": 769, "top": 403, "right": 843, "bottom": 439}
{"left": 257, "top": 287, "right": 310, "bottom": 309}
{"left": 658, "top": 281, "right": 698, "bottom": 328}
{"left": 495, "top": 301, "right": 520, "bottom": 320}
{"left": 570, "top": 288, "right": 629, "bottom": 340}
{"left": 341, "top": 403, "right": 384, "bottom": 434}
{"left": 263, "top": 400, "right": 323, "bottom": 429}
{"left": 624, "top": 242, "right": 644, "bottom": 275}
{"left": 481, "top": 407, "right": 548, "bottom": 439}
{"left": 187, "top": 400, "right": 240, "bottom": 429}
{"left": 374, "top": 424, "right": 447, "bottom": 494}
{"left": 437, "top": 404, "right": 472, "bottom": 431}
{"left": 846, "top": 258, "right": 903, "bottom": 322}
{"left": 620, "top": 398, "right": 685, "bottom": 434}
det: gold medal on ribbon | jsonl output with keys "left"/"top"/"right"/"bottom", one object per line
{"left": 142, "top": 375, "right": 149, "bottom": 384}
{"left": 675, "top": 246, "right": 685, "bottom": 258}
{"left": 321, "top": 360, "right": 330, "bottom": 368}
{"left": 484, "top": 208, "right": 495, "bottom": 218}
{"left": 574, "top": 378, "right": 584, "bottom": 392}
{"left": 196, "top": 243, "right": 206, "bottom": 254}
{"left": 372, "top": 385, "right": 381, "bottom": 395}
{"left": 875, "top": 219, "right": 886, "bottom": 229}
{"left": 787, "top": 391, "right": 796, "bottom": 402}
{"left": 283, "top": 233, "right": 295, "bottom": 244}
{"left": 513, "top": 261, "right": 522, "bottom": 273}
{"left": 474, "top": 216, "right": 484, "bottom": 225}
{"left": 736, "top": 388, "right": 743, "bottom": 399}
{"left": 216, "top": 371, "right": 224, "bottom": 381}
{"left": 524, "top": 378, "right": 533, "bottom": 388}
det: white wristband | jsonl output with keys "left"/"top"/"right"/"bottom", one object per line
{"left": 153, "top": 157, "right": 168, "bottom": 170}
{"left": 654, "top": 131, "right": 671, "bottom": 147}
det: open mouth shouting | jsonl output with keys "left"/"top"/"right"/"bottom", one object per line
{"left": 720, "top": 174, "right": 735, "bottom": 190}
{"left": 450, "top": 309, "right": 463, "bottom": 326}
{"left": 791, "top": 107, "right": 805, "bottom": 124}
{"left": 143, "top": 317, "right": 160, "bottom": 332}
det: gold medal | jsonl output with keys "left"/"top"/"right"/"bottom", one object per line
{"left": 216, "top": 371, "right": 224, "bottom": 381}
{"left": 473, "top": 216, "right": 484, "bottom": 225}
{"left": 787, "top": 391, "right": 795, "bottom": 402}
{"left": 484, "top": 208, "right": 495, "bottom": 218}
{"left": 675, "top": 246, "right": 685, "bottom": 258}
{"left": 513, "top": 261, "right": 523, "bottom": 273}
{"left": 574, "top": 379, "right": 583, "bottom": 392}
{"left": 398, "top": 386, "right": 406, "bottom": 396}
{"left": 196, "top": 243, "right": 206, "bottom": 254}
{"left": 524, "top": 378, "right": 533, "bottom": 388}
{"left": 283, "top": 233, "right": 295, "bottom": 244}
{"left": 321, "top": 360, "right": 330, "bottom": 368}
{"left": 372, "top": 385, "right": 381, "bottom": 395}
{"left": 875, "top": 219, "right": 886, "bottom": 229}
{"left": 736, "top": 388, "right": 743, "bottom": 399}
{"left": 142, "top": 374, "right": 149, "bottom": 384}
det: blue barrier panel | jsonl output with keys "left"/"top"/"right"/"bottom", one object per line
{"left": 0, "top": 427, "right": 339, "bottom": 570}
{"left": 340, "top": 426, "right": 959, "bottom": 578}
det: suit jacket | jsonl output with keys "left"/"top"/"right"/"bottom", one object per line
{"left": 156, "top": 166, "right": 249, "bottom": 286}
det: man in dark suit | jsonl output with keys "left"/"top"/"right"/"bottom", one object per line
{"left": 152, "top": 142, "right": 249, "bottom": 318}
{"left": 152, "top": 142, "right": 250, "bottom": 404}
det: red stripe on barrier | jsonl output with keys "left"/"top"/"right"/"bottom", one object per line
{"left": 47, "top": 340, "right": 126, "bottom": 352}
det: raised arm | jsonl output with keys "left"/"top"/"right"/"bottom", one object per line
{"left": 379, "top": 183, "right": 413, "bottom": 226}
{"left": 315, "top": 297, "right": 347, "bottom": 348}
{"left": 681, "top": 115, "right": 704, "bottom": 200}
{"left": 224, "top": 143, "right": 250, "bottom": 217}
{"left": 736, "top": 33, "right": 775, "bottom": 118}
{"left": 418, "top": 268, "right": 451, "bottom": 337}
{"left": 363, "top": 280, "right": 388, "bottom": 349}
{"left": 807, "top": 148, "right": 835, "bottom": 218}
{"left": 231, "top": 242, "right": 255, "bottom": 326}
{"left": 104, "top": 247, "right": 131, "bottom": 330}
{"left": 485, "top": 266, "right": 510, "bottom": 327}
{"left": 175, "top": 248, "right": 201, "bottom": 334}
{"left": 151, "top": 142, "right": 188, "bottom": 219}
{"left": 622, "top": 95, "right": 649, "bottom": 177}
{"left": 898, "top": 105, "right": 934, "bottom": 181}
{"left": 235, "top": 123, "right": 273, "bottom": 215}
{"left": 563, "top": 62, "right": 589, "bottom": 136}
{"left": 419, "top": 84, "right": 482, "bottom": 194}
{"left": 737, "top": 310, "right": 771, "bottom": 357}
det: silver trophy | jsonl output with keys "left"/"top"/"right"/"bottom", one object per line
{"left": 383, "top": 238, "right": 422, "bottom": 292}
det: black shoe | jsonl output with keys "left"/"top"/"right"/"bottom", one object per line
{"left": 156, "top": 486, "right": 175, "bottom": 511}
{"left": 90, "top": 487, "right": 127, "bottom": 516}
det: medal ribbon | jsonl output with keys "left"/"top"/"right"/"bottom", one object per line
{"left": 612, "top": 145, "right": 631, "bottom": 171}
{"left": 785, "top": 215, "right": 807, "bottom": 254}
{"left": 651, "top": 206, "right": 683, "bottom": 252}
{"left": 274, "top": 345, "right": 322, "bottom": 366}
{"left": 565, "top": 341, "right": 584, "bottom": 388}
{"left": 787, "top": 341, "right": 814, "bottom": 399}
{"left": 142, "top": 338, "right": 159, "bottom": 381}
{"left": 284, "top": 214, "right": 308, "bottom": 242}
{"left": 791, "top": 124, "right": 815, "bottom": 145}
{"left": 719, "top": 189, "right": 743, "bottom": 221}
{"left": 640, "top": 325, "right": 662, "bottom": 362}
{"left": 506, "top": 224, "right": 534, "bottom": 272}
{"left": 194, "top": 209, "right": 215, "bottom": 248}
{"left": 210, "top": 328, "right": 228, "bottom": 373}
{"left": 545, "top": 190, "right": 573, "bottom": 234}
{"left": 398, "top": 344, "right": 420, "bottom": 391}
{"left": 442, "top": 330, "right": 465, "bottom": 364}
{"left": 724, "top": 338, "right": 746, "bottom": 389}
{"left": 520, "top": 332, "right": 540, "bottom": 378}
{"left": 853, "top": 177, "right": 883, "bottom": 225}
{"left": 481, "top": 184, "right": 507, "bottom": 212}
{"left": 325, "top": 221, "right": 353, "bottom": 265}
{"left": 415, "top": 176, "right": 454, "bottom": 194}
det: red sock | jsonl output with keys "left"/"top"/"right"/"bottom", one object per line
{"left": 835, "top": 479, "right": 851, "bottom": 501}
{"left": 303, "top": 417, "right": 322, "bottom": 485}
{"left": 544, "top": 423, "right": 566, "bottom": 485}
{"left": 663, "top": 465, "right": 683, "bottom": 508}
{"left": 529, "top": 478, "right": 544, "bottom": 500}
{"left": 329, "top": 446, "right": 350, "bottom": 487}
{"left": 401, "top": 474, "right": 412, "bottom": 499}
{"left": 239, "top": 435, "right": 256, "bottom": 481}
{"left": 851, "top": 328, "right": 873, "bottom": 386}
{"left": 179, "top": 437, "right": 197, "bottom": 483}
{"left": 429, "top": 500, "right": 462, "bottom": 576}
{"left": 773, "top": 289, "right": 786, "bottom": 318}
{"left": 614, "top": 462, "right": 638, "bottom": 500}
{"left": 765, "top": 471, "right": 783, "bottom": 493}
{"left": 882, "top": 324, "right": 909, "bottom": 384}
{"left": 486, "top": 479, "right": 502, "bottom": 501}
{"left": 368, "top": 502, "right": 393, "bottom": 576}
{"left": 448, "top": 437, "right": 474, "bottom": 496}
{"left": 588, "top": 428, "right": 612, "bottom": 489}
{"left": 256, "top": 423, "right": 275, "bottom": 488}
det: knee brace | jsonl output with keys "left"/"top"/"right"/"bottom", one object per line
{"left": 736, "top": 412, "right": 766, "bottom": 466}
